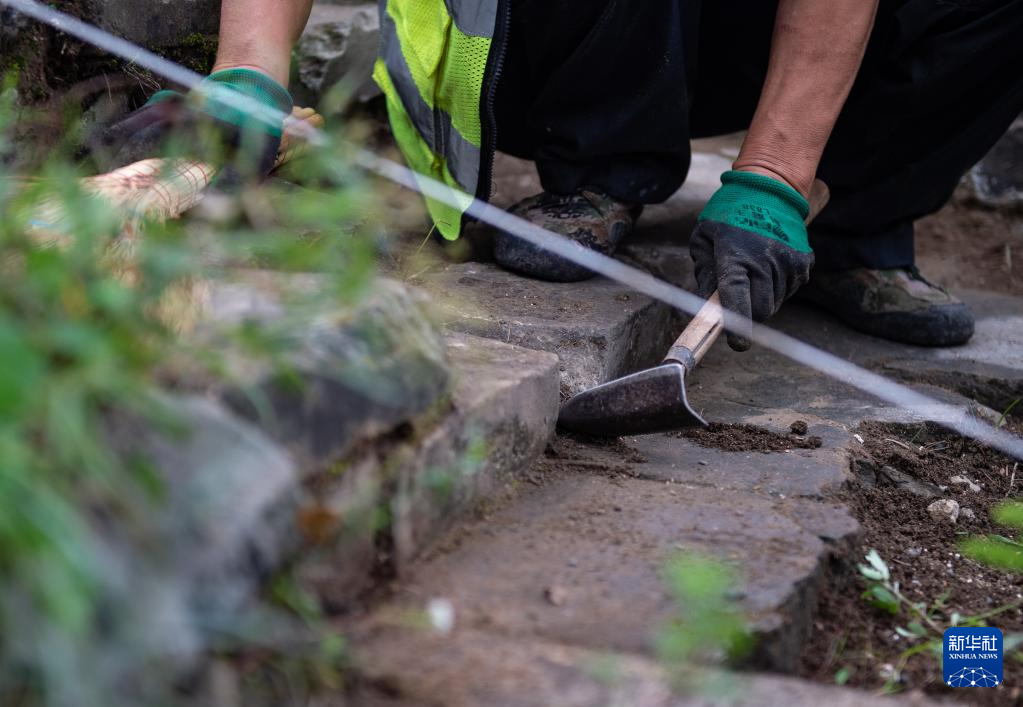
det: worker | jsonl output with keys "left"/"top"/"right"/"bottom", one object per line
{"left": 101, "top": 0, "right": 1023, "bottom": 350}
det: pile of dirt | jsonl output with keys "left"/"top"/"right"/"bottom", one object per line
{"left": 799, "top": 420, "right": 1023, "bottom": 704}
{"left": 676, "top": 422, "right": 823, "bottom": 453}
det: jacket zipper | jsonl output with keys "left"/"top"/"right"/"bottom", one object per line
{"left": 476, "top": 0, "right": 511, "bottom": 204}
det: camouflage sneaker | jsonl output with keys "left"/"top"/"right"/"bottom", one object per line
{"left": 799, "top": 267, "right": 975, "bottom": 346}
{"left": 493, "top": 190, "right": 641, "bottom": 282}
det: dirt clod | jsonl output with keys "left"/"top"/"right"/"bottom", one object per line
{"left": 677, "top": 422, "right": 823, "bottom": 453}
{"left": 790, "top": 420, "right": 809, "bottom": 435}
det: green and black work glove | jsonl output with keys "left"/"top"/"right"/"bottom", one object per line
{"left": 93, "top": 68, "right": 293, "bottom": 184}
{"left": 689, "top": 170, "right": 814, "bottom": 351}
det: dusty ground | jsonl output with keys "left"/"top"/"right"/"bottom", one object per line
{"left": 799, "top": 421, "right": 1023, "bottom": 705}
{"left": 913, "top": 190, "right": 1022, "bottom": 297}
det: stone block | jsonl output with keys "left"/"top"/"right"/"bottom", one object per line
{"left": 101, "top": 394, "right": 299, "bottom": 682}
{"left": 348, "top": 626, "right": 946, "bottom": 707}
{"left": 372, "top": 470, "right": 858, "bottom": 672}
{"left": 968, "top": 116, "right": 1023, "bottom": 210}
{"left": 294, "top": 3, "right": 380, "bottom": 108}
{"left": 202, "top": 274, "right": 453, "bottom": 470}
{"left": 390, "top": 332, "right": 560, "bottom": 569}
{"left": 418, "top": 262, "right": 685, "bottom": 396}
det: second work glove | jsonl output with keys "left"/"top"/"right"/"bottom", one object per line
{"left": 689, "top": 170, "right": 814, "bottom": 351}
{"left": 93, "top": 68, "right": 293, "bottom": 183}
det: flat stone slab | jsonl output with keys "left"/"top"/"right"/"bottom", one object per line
{"left": 626, "top": 434, "right": 849, "bottom": 499}
{"left": 740, "top": 293, "right": 1023, "bottom": 426}
{"left": 417, "top": 262, "right": 684, "bottom": 396}
{"left": 349, "top": 626, "right": 944, "bottom": 707}
{"left": 356, "top": 445, "right": 858, "bottom": 672}
{"left": 678, "top": 301, "right": 1008, "bottom": 436}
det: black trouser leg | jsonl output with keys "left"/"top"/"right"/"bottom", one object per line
{"left": 813, "top": 0, "right": 1023, "bottom": 270}
{"left": 693, "top": 0, "right": 1023, "bottom": 271}
{"left": 494, "top": 0, "right": 700, "bottom": 204}
{"left": 496, "top": 0, "right": 1023, "bottom": 271}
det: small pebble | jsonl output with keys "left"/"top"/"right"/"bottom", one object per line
{"left": 613, "top": 505, "right": 623, "bottom": 512}
{"left": 960, "top": 508, "right": 977, "bottom": 522}
{"left": 950, "top": 475, "right": 982, "bottom": 493}
{"left": 544, "top": 585, "right": 568, "bottom": 607}
{"left": 905, "top": 547, "right": 922, "bottom": 558}
{"left": 427, "top": 598, "right": 455, "bottom": 634}
{"left": 927, "top": 498, "right": 960, "bottom": 524}
{"left": 567, "top": 557, "right": 578, "bottom": 567}
{"left": 790, "top": 420, "right": 809, "bottom": 435}
{"left": 698, "top": 460, "right": 709, "bottom": 466}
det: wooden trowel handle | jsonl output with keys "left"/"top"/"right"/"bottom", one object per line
{"left": 661, "top": 179, "right": 831, "bottom": 371}
{"left": 664, "top": 292, "right": 724, "bottom": 370}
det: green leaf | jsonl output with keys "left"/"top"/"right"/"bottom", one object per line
{"left": 834, "top": 666, "right": 852, "bottom": 686}
{"left": 858, "top": 566, "right": 885, "bottom": 581}
{"left": 907, "top": 622, "right": 928, "bottom": 638}
{"left": 863, "top": 586, "right": 900, "bottom": 615}
{"left": 865, "top": 549, "right": 890, "bottom": 581}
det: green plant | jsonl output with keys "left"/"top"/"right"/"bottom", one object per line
{"left": 996, "top": 398, "right": 1021, "bottom": 429}
{"left": 0, "top": 80, "right": 386, "bottom": 706}
{"left": 857, "top": 549, "right": 1022, "bottom": 692}
{"left": 656, "top": 553, "right": 752, "bottom": 694}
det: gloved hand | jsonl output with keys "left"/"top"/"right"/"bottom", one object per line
{"left": 689, "top": 170, "right": 814, "bottom": 351}
{"left": 93, "top": 68, "right": 293, "bottom": 184}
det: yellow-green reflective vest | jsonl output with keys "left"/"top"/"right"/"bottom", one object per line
{"left": 372, "top": 0, "right": 505, "bottom": 240}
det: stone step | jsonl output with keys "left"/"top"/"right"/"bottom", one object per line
{"left": 418, "top": 262, "right": 685, "bottom": 397}
{"left": 349, "top": 432, "right": 858, "bottom": 673}
{"left": 348, "top": 621, "right": 944, "bottom": 707}
{"left": 102, "top": 277, "right": 561, "bottom": 679}
{"left": 293, "top": 331, "right": 561, "bottom": 607}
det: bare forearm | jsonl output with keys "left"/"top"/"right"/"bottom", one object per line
{"left": 734, "top": 0, "right": 878, "bottom": 197}
{"left": 212, "top": 0, "right": 314, "bottom": 85}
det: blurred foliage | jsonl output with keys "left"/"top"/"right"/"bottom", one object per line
{"left": 0, "top": 76, "right": 387, "bottom": 706}
{"left": 656, "top": 553, "right": 752, "bottom": 695}
{"left": 963, "top": 501, "right": 1023, "bottom": 572}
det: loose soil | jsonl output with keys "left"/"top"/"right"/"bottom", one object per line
{"left": 799, "top": 420, "right": 1023, "bottom": 705}
{"left": 535, "top": 433, "right": 648, "bottom": 482}
{"left": 677, "top": 422, "right": 823, "bottom": 453}
{"left": 916, "top": 189, "right": 1023, "bottom": 297}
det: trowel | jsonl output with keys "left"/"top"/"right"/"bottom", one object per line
{"left": 557, "top": 180, "right": 829, "bottom": 437}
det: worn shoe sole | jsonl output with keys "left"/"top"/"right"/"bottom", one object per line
{"left": 493, "top": 219, "right": 632, "bottom": 282}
